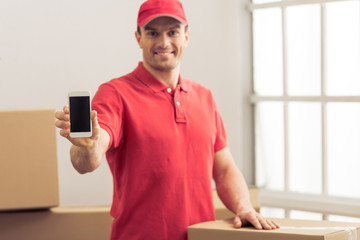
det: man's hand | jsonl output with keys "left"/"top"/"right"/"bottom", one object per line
{"left": 233, "top": 209, "right": 280, "bottom": 230}
{"left": 55, "top": 105, "right": 110, "bottom": 174}
{"left": 55, "top": 105, "right": 100, "bottom": 149}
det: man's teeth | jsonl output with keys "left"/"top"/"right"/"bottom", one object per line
{"left": 156, "top": 52, "right": 172, "bottom": 55}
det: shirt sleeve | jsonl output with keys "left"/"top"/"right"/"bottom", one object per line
{"left": 92, "top": 82, "right": 124, "bottom": 150}
{"left": 213, "top": 96, "right": 229, "bottom": 152}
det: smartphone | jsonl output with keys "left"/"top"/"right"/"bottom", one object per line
{"left": 68, "top": 91, "right": 92, "bottom": 138}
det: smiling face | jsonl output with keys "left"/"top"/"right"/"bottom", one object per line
{"left": 135, "top": 17, "right": 189, "bottom": 73}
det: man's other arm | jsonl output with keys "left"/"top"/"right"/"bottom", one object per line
{"left": 213, "top": 147, "right": 279, "bottom": 230}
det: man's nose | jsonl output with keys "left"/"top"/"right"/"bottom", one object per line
{"left": 158, "top": 33, "right": 170, "bottom": 48}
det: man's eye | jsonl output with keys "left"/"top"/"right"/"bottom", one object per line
{"left": 147, "top": 31, "right": 158, "bottom": 37}
{"left": 169, "top": 31, "right": 177, "bottom": 36}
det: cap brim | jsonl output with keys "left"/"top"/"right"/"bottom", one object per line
{"left": 139, "top": 14, "right": 187, "bottom": 27}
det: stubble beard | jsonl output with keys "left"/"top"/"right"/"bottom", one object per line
{"left": 151, "top": 60, "right": 179, "bottom": 72}
{"left": 144, "top": 49, "right": 181, "bottom": 72}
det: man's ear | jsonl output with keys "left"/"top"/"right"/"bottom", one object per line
{"left": 184, "top": 29, "right": 190, "bottom": 48}
{"left": 135, "top": 30, "right": 143, "bottom": 49}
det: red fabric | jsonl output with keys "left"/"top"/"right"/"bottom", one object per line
{"left": 137, "top": 0, "right": 188, "bottom": 27}
{"left": 92, "top": 62, "right": 228, "bottom": 240}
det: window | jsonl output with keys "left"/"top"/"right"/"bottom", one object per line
{"left": 251, "top": 0, "right": 360, "bottom": 220}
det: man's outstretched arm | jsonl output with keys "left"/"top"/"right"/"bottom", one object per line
{"left": 55, "top": 105, "right": 110, "bottom": 174}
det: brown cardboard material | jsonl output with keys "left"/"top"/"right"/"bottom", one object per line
{"left": 0, "top": 206, "right": 113, "bottom": 240}
{"left": 0, "top": 109, "right": 59, "bottom": 211}
{"left": 188, "top": 218, "right": 360, "bottom": 240}
{"left": 213, "top": 187, "right": 260, "bottom": 220}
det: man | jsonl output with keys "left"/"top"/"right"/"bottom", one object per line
{"left": 55, "top": 0, "right": 279, "bottom": 239}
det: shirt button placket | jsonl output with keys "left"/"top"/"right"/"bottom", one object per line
{"left": 173, "top": 89, "right": 186, "bottom": 123}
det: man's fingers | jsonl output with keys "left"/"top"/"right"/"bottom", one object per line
{"left": 258, "top": 216, "right": 272, "bottom": 230}
{"left": 233, "top": 215, "right": 242, "bottom": 228}
{"left": 236, "top": 211, "right": 280, "bottom": 230}
{"left": 249, "top": 214, "right": 263, "bottom": 230}
{"left": 55, "top": 106, "right": 71, "bottom": 139}
{"left": 55, "top": 110, "right": 69, "bottom": 121}
{"left": 256, "top": 217, "right": 280, "bottom": 230}
{"left": 55, "top": 120, "right": 69, "bottom": 129}
{"left": 269, "top": 219, "right": 280, "bottom": 229}
{"left": 59, "top": 129, "right": 70, "bottom": 138}
{"left": 55, "top": 111, "right": 64, "bottom": 120}
{"left": 90, "top": 110, "right": 100, "bottom": 140}
{"left": 91, "top": 110, "right": 97, "bottom": 120}
{"left": 266, "top": 219, "right": 276, "bottom": 229}
{"left": 63, "top": 105, "right": 69, "bottom": 114}
{"left": 91, "top": 110, "right": 98, "bottom": 131}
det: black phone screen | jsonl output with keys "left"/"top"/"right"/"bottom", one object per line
{"left": 69, "top": 96, "right": 91, "bottom": 133}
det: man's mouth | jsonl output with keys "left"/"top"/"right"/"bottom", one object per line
{"left": 154, "top": 51, "right": 175, "bottom": 56}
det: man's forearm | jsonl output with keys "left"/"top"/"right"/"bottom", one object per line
{"left": 215, "top": 167, "right": 254, "bottom": 214}
{"left": 214, "top": 148, "right": 279, "bottom": 229}
{"left": 70, "top": 144, "right": 103, "bottom": 174}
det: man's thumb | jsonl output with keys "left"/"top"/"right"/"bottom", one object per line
{"left": 234, "top": 215, "right": 242, "bottom": 228}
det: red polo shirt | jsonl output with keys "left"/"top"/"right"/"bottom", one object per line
{"left": 92, "top": 62, "right": 228, "bottom": 240}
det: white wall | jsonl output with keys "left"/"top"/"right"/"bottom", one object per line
{"left": 0, "top": 0, "right": 252, "bottom": 206}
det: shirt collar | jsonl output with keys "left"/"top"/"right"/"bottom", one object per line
{"left": 133, "top": 62, "right": 188, "bottom": 93}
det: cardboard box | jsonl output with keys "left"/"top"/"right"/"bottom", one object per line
{"left": 0, "top": 206, "right": 112, "bottom": 240}
{"left": 213, "top": 187, "right": 260, "bottom": 220}
{"left": 188, "top": 218, "right": 360, "bottom": 240}
{"left": 0, "top": 109, "right": 59, "bottom": 211}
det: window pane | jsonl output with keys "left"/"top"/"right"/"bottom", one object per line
{"left": 290, "top": 210, "right": 323, "bottom": 220}
{"left": 287, "top": 5, "right": 321, "bottom": 96}
{"left": 253, "top": 8, "right": 283, "bottom": 96}
{"left": 261, "top": 207, "right": 285, "bottom": 218}
{"left": 328, "top": 215, "right": 360, "bottom": 223}
{"left": 255, "top": 102, "right": 284, "bottom": 191}
{"left": 288, "top": 102, "right": 322, "bottom": 194}
{"left": 328, "top": 103, "right": 360, "bottom": 198}
{"left": 327, "top": 0, "right": 360, "bottom": 96}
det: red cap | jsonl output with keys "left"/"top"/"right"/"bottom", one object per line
{"left": 137, "top": 0, "right": 188, "bottom": 27}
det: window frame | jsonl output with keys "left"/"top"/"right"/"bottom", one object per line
{"left": 250, "top": 0, "right": 360, "bottom": 219}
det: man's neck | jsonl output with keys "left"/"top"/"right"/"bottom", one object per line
{"left": 142, "top": 62, "right": 180, "bottom": 90}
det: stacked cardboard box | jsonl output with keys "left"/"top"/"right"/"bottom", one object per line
{"left": 0, "top": 109, "right": 59, "bottom": 210}
{"left": 0, "top": 109, "right": 113, "bottom": 240}
{"left": 0, "top": 206, "right": 112, "bottom": 240}
{"left": 188, "top": 218, "right": 360, "bottom": 240}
